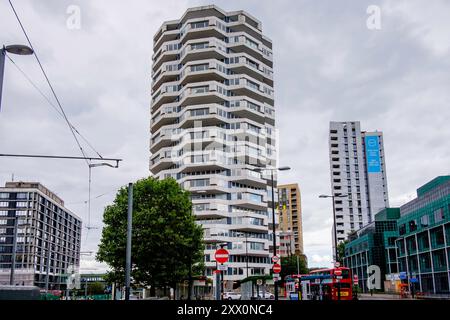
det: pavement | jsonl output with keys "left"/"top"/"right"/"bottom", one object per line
{"left": 358, "top": 293, "right": 413, "bottom": 300}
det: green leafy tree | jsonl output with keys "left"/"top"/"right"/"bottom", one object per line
{"left": 337, "top": 240, "right": 349, "bottom": 264}
{"left": 280, "top": 254, "right": 308, "bottom": 282}
{"left": 96, "top": 177, "right": 204, "bottom": 295}
{"left": 88, "top": 282, "right": 106, "bottom": 295}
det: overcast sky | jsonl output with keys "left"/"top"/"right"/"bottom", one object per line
{"left": 0, "top": 0, "right": 449, "bottom": 272}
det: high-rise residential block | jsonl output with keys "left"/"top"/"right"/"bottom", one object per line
{"left": 0, "top": 182, "right": 82, "bottom": 289}
{"left": 150, "top": 5, "right": 276, "bottom": 282}
{"left": 328, "top": 121, "right": 389, "bottom": 250}
{"left": 277, "top": 183, "right": 304, "bottom": 256}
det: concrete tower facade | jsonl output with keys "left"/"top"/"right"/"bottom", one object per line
{"left": 150, "top": 5, "right": 276, "bottom": 282}
{"left": 328, "top": 121, "right": 389, "bottom": 250}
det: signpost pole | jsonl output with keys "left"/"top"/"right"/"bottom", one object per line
{"left": 220, "top": 267, "right": 224, "bottom": 300}
{"left": 214, "top": 247, "right": 229, "bottom": 301}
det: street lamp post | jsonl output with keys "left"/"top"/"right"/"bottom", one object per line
{"left": 238, "top": 232, "right": 249, "bottom": 278}
{"left": 253, "top": 166, "right": 291, "bottom": 301}
{"left": 1, "top": 44, "right": 34, "bottom": 111}
{"left": 319, "top": 193, "right": 347, "bottom": 301}
{"left": 318, "top": 193, "right": 348, "bottom": 264}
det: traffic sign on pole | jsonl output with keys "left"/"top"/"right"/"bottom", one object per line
{"left": 214, "top": 248, "right": 229, "bottom": 264}
{"left": 271, "top": 256, "right": 280, "bottom": 263}
{"left": 334, "top": 269, "right": 342, "bottom": 276}
{"left": 334, "top": 262, "right": 340, "bottom": 268}
{"left": 273, "top": 263, "right": 281, "bottom": 274}
{"left": 353, "top": 274, "right": 359, "bottom": 285}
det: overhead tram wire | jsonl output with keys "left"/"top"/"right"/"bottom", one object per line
{"left": 8, "top": 0, "right": 118, "bottom": 240}
{"left": 8, "top": 0, "right": 94, "bottom": 166}
{"left": 66, "top": 190, "right": 115, "bottom": 206}
{"left": 5, "top": 54, "right": 103, "bottom": 158}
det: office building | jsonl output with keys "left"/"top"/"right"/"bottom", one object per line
{"left": 344, "top": 176, "right": 450, "bottom": 295}
{"left": 278, "top": 183, "right": 303, "bottom": 256}
{"left": 396, "top": 176, "right": 450, "bottom": 294}
{"left": 328, "top": 121, "right": 389, "bottom": 252}
{"left": 343, "top": 208, "right": 400, "bottom": 292}
{"left": 150, "top": 5, "right": 276, "bottom": 282}
{"left": 0, "top": 182, "right": 82, "bottom": 289}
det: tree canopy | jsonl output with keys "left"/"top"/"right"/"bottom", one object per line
{"left": 337, "top": 240, "right": 349, "bottom": 264}
{"left": 280, "top": 254, "right": 309, "bottom": 281}
{"left": 96, "top": 177, "right": 204, "bottom": 289}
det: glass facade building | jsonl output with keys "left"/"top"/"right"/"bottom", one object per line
{"left": 396, "top": 176, "right": 450, "bottom": 294}
{"left": 343, "top": 176, "right": 450, "bottom": 295}
{"left": 343, "top": 208, "right": 399, "bottom": 292}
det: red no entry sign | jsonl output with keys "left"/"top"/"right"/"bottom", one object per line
{"left": 353, "top": 274, "right": 359, "bottom": 284}
{"left": 215, "top": 248, "right": 229, "bottom": 264}
{"left": 334, "top": 269, "right": 342, "bottom": 276}
{"left": 273, "top": 263, "right": 281, "bottom": 273}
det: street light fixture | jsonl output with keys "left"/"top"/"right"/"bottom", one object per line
{"left": 319, "top": 193, "right": 348, "bottom": 301}
{"left": 252, "top": 166, "right": 291, "bottom": 301}
{"left": 1, "top": 44, "right": 34, "bottom": 111}
{"left": 318, "top": 193, "right": 348, "bottom": 263}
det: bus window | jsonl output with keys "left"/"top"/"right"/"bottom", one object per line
{"left": 341, "top": 269, "right": 350, "bottom": 279}
{"left": 335, "top": 283, "right": 351, "bottom": 289}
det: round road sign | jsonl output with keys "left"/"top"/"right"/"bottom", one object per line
{"left": 271, "top": 256, "right": 280, "bottom": 263}
{"left": 273, "top": 263, "right": 281, "bottom": 274}
{"left": 214, "top": 248, "right": 229, "bottom": 264}
{"left": 334, "top": 269, "right": 342, "bottom": 276}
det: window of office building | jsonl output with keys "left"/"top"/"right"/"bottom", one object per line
{"left": 431, "top": 227, "right": 445, "bottom": 247}
{"left": 420, "top": 215, "right": 429, "bottom": 227}
{"left": 434, "top": 208, "right": 445, "bottom": 223}
{"left": 409, "top": 220, "right": 417, "bottom": 232}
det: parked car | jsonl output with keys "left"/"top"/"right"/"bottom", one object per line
{"left": 254, "top": 292, "right": 275, "bottom": 300}
{"left": 223, "top": 292, "right": 241, "bottom": 300}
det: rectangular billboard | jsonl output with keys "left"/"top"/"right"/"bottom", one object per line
{"left": 365, "top": 135, "right": 381, "bottom": 173}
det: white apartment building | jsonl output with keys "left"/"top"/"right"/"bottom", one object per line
{"left": 150, "top": 5, "right": 277, "bottom": 282}
{"left": 328, "top": 121, "right": 389, "bottom": 253}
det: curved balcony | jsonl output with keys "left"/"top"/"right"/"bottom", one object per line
{"left": 153, "top": 15, "right": 271, "bottom": 58}
{"left": 153, "top": 31, "right": 273, "bottom": 75}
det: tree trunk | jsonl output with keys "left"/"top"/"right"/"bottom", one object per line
{"left": 188, "top": 260, "right": 192, "bottom": 300}
{"left": 150, "top": 285, "right": 156, "bottom": 297}
{"left": 173, "top": 282, "right": 177, "bottom": 300}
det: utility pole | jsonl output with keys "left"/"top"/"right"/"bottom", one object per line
{"left": 270, "top": 170, "right": 279, "bottom": 300}
{"left": 125, "top": 183, "right": 133, "bottom": 300}
{"left": 9, "top": 217, "right": 18, "bottom": 285}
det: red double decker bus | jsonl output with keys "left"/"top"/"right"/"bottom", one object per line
{"left": 307, "top": 267, "right": 353, "bottom": 300}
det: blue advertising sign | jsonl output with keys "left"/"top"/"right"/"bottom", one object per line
{"left": 289, "top": 293, "right": 299, "bottom": 300}
{"left": 411, "top": 278, "right": 418, "bottom": 283}
{"left": 365, "top": 136, "right": 381, "bottom": 173}
{"left": 399, "top": 272, "right": 407, "bottom": 280}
